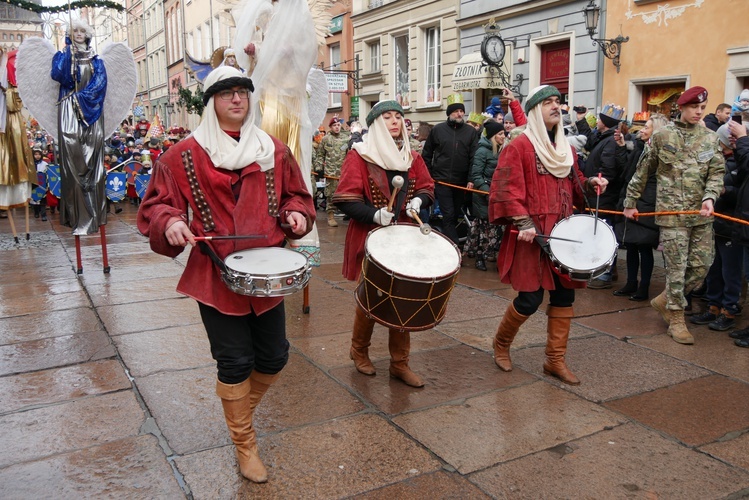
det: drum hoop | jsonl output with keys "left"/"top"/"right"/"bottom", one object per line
{"left": 223, "top": 248, "right": 309, "bottom": 277}
{"left": 364, "top": 224, "right": 461, "bottom": 281}
{"left": 548, "top": 213, "right": 617, "bottom": 277}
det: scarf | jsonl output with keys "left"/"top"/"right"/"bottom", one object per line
{"left": 352, "top": 114, "right": 412, "bottom": 171}
{"left": 193, "top": 67, "right": 275, "bottom": 171}
{"left": 522, "top": 105, "right": 573, "bottom": 178}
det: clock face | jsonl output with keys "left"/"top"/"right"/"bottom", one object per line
{"left": 481, "top": 35, "right": 505, "bottom": 64}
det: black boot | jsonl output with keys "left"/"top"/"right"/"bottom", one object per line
{"left": 630, "top": 283, "right": 650, "bottom": 302}
{"left": 33, "top": 205, "right": 40, "bottom": 218}
{"left": 41, "top": 208, "right": 47, "bottom": 221}
{"left": 475, "top": 258, "right": 487, "bottom": 271}
{"left": 613, "top": 281, "right": 637, "bottom": 296}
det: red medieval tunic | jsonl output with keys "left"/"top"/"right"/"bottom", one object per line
{"left": 333, "top": 150, "right": 434, "bottom": 281}
{"left": 489, "top": 133, "right": 588, "bottom": 292}
{"left": 137, "top": 135, "right": 316, "bottom": 316}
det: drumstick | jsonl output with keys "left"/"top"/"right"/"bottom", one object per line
{"left": 386, "top": 175, "right": 405, "bottom": 212}
{"left": 594, "top": 172, "right": 602, "bottom": 235}
{"left": 408, "top": 209, "right": 432, "bottom": 235}
{"left": 509, "top": 229, "right": 582, "bottom": 244}
{"left": 193, "top": 235, "right": 267, "bottom": 241}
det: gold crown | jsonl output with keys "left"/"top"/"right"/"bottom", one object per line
{"left": 446, "top": 93, "right": 464, "bottom": 106}
{"left": 466, "top": 112, "right": 487, "bottom": 124}
{"left": 601, "top": 103, "right": 626, "bottom": 121}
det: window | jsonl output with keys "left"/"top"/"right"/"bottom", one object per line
{"left": 424, "top": 27, "right": 441, "bottom": 105}
{"left": 213, "top": 15, "right": 220, "bottom": 49}
{"left": 195, "top": 26, "right": 202, "bottom": 59}
{"left": 329, "top": 43, "right": 342, "bottom": 108}
{"left": 393, "top": 34, "right": 410, "bottom": 108}
{"left": 368, "top": 40, "right": 380, "bottom": 72}
{"left": 177, "top": 5, "right": 183, "bottom": 58}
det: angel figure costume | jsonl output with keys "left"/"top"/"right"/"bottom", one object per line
{"left": 0, "top": 48, "right": 35, "bottom": 211}
{"left": 233, "top": 0, "right": 330, "bottom": 265}
{"left": 17, "top": 20, "right": 137, "bottom": 236}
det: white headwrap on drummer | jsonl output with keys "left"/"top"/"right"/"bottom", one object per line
{"left": 522, "top": 85, "right": 573, "bottom": 178}
{"left": 193, "top": 66, "right": 275, "bottom": 172}
{"left": 352, "top": 112, "right": 412, "bottom": 172}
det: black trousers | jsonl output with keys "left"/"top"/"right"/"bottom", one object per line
{"left": 198, "top": 301, "right": 289, "bottom": 384}
{"left": 434, "top": 183, "right": 465, "bottom": 246}
{"left": 513, "top": 272, "right": 576, "bottom": 316}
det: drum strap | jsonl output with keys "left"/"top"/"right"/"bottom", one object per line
{"left": 197, "top": 241, "right": 229, "bottom": 274}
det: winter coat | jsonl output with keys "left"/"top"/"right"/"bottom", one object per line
{"left": 582, "top": 127, "right": 626, "bottom": 209}
{"left": 732, "top": 136, "right": 749, "bottom": 245}
{"left": 703, "top": 113, "right": 722, "bottom": 132}
{"left": 614, "top": 139, "right": 659, "bottom": 247}
{"left": 421, "top": 120, "right": 479, "bottom": 184}
{"left": 469, "top": 136, "right": 499, "bottom": 220}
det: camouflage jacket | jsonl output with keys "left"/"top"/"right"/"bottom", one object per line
{"left": 624, "top": 121, "right": 724, "bottom": 227}
{"left": 313, "top": 132, "right": 349, "bottom": 177}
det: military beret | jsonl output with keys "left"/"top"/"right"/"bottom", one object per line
{"left": 366, "top": 100, "right": 404, "bottom": 127}
{"left": 677, "top": 86, "right": 708, "bottom": 106}
{"left": 329, "top": 117, "right": 339, "bottom": 127}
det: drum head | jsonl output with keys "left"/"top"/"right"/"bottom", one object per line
{"left": 225, "top": 248, "right": 308, "bottom": 274}
{"left": 548, "top": 215, "right": 617, "bottom": 272}
{"left": 366, "top": 224, "right": 460, "bottom": 279}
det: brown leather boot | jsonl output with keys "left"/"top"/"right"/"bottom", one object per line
{"left": 216, "top": 378, "right": 268, "bottom": 483}
{"left": 651, "top": 290, "right": 669, "bottom": 325}
{"left": 388, "top": 330, "right": 425, "bottom": 387}
{"left": 350, "top": 308, "right": 376, "bottom": 375}
{"left": 667, "top": 310, "right": 694, "bottom": 345}
{"left": 327, "top": 211, "right": 338, "bottom": 227}
{"left": 543, "top": 306, "right": 580, "bottom": 385}
{"left": 493, "top": 303, "right": 529, "bottom": 371}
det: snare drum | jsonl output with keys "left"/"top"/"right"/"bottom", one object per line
{"left": 221, "top": 247, "right": 310, "bottom": 297}
{"left": 356, "top": 224, "right": 461, "bottom": 331}
{"left": 548, "top": 214, "right": 617, "bottom": 281}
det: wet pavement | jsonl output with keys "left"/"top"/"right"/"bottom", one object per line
{"left": 1, "top": 203, "right": 748, "bottom": 499}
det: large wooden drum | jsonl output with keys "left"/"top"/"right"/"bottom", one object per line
{"left": 355, "top": 224, "right": 461, "bottom": 331}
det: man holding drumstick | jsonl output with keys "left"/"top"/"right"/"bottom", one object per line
{"left": 488, "top": 85, "right": 607, "bottom": 385}
{"left": 137, "top": 66, "right": 315, "bottom": 483}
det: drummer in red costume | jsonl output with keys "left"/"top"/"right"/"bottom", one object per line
{"left": 488, "top": 85, "right": 607, "bottom": 385}
{"left": 333, "top": 100, "right": 434, "bottom": 387}
{"left": 137, "top": 66, "right": 315, "bottom": 483}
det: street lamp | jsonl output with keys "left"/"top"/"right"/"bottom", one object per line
{"left": 582, "top": 0, "right": 629, "bottom": 73}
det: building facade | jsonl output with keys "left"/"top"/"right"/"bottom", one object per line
{"left": 352, "top": 0, "right": 458, "bottom": 126}
{"left": 602, "top": 0, "right": 749, "bottom": 121}
{"left": 0, "top": 1, "right": 42, "bottom": 51}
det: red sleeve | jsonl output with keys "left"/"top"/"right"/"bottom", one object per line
{"left": 277, "top": 146, "right": 317, "bottom": 240}
{"left": 489, "top": 140, "right": 529, "bottom": 224}
{"left": 136, "top": 162, "right": 187, "bottom": 259}
{"left": 509, "top": 100, "right": 527, "bottom": 127}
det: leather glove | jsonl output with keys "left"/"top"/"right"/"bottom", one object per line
{"left": 405, "top": 197, "right": 422, "bottom": 219}
{"left": 373, "top": 207, "right": 395, "bottom": 226}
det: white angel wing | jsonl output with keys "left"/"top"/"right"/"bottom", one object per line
{"left": 17, "top": 37, "right": 58, "bottom": 139}
{"left": 100, "top": 42, "right": 137, "bottom": 139}
{"left": 307, "top": 0, "right": 334, "bottom": 47}
{"left": 307, "top": 67, "right": 328, "bottom": 129}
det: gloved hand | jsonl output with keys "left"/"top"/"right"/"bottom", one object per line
{"left": 373, "top": 207, "right": 395, "bottom": 226}
{"left": 405, "top": 197, "right": 422, "bottom": 219}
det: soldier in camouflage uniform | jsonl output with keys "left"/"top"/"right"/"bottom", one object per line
{"left": 624, "top": 86, "right": 725, "bottom": 345}
{"left": 314, "top": 118, "right": 349, "bottom": 226}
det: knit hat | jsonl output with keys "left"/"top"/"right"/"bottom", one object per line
{"left": 524, "top": 85, "right": 561, "bottom": 113}
{"left": 490, "top": 96, "right": 501, "bottom": 107}
{"left": 677, "top": 86, "right": 708, "bottom": 106}
{"left": 366, "top": 100, "right": 404, "bottom": 127}
{"left": 716, "top": 123, "right": 732, "bottom": 149}
{"left": 446, "top": 93, "right": 465, "bottom": 115}
{"left": 484, "top": 120, "right": 504, "bottom": 140}
{"left": 504, "top": 111, "right": 514, "bottom": 123}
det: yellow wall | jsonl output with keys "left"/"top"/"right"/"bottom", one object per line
{"left": 603, "top": 0, "right": 749, "bottom": 111}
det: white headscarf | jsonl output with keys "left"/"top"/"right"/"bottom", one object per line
{"left": 352, "top": 113, "right": 412, "bottom": 171}
{"left": 193, "top": 66, "right": 275, "bottom": 171}
{"left": 522, "top": 85, "right": 573, "bottom": 178}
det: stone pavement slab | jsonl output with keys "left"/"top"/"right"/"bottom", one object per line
{"left": 354, "top": 470, "right": 492, "bottom": 499}
{"left": 0, "top": 390, "right": 144, "bottom": 468}
{"left": 174, "top": 414, "right": 442, "bottom": 499}
{"left": 0, "top": 359, "right": 131, "bottom": 414}
{"left": 511, "top": 335, "right": 710, "bottom": 402}
{"left": 0, "top": 306, "right": 101, "bottom": 344}
{"left": 469, "top": 423, "right": 749, "bottom": 498}
{"left": 0, "top": 435, "right": 184, "bottom": 498}
{"left": 97, "top": 296, "right": 201, "bottom": 336}
{"left": 393, "top": 381, "right": 626, "bottom": 474}
{"left": 0, "top": 330, "right": 115, "bottom": 376}
{"left": 605, "top": 375, "right": 749, "bottom": 447}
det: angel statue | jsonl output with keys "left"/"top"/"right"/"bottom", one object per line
{"left": 231, "top": 0, "right": 332, "bottom": 271}
{"left": 17, "top": 19, "right": 137, "bottom": 273}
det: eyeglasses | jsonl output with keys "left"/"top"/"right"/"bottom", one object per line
{"left": 216, "top": 89, "right": 251, "bottom": 101}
